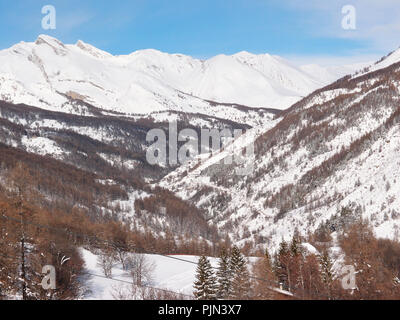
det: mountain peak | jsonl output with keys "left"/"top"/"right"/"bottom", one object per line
{"left": 75, "top": 40, "right": 112, "bottom": 59}
{"left": 35, "top": 34, "right": 65, "bottom": 47}
{"left": 233, "top": 51, "right": 255, "bottom": 58}
{"left": 129, "top": 48, "right": 166, "bottom": 57}
{"left": 34, "top": 34, "right": 68, "bottom": 56}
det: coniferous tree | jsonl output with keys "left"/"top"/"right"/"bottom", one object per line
{"left": 289, "top": 236, "right": 304, "bottom": 294}
{"left": 275, "top": 240, "right": 290, "bottom": 290}
{"left": 193, "top": 256, "right": 217, "bottom": 300}
{"left": 290, "top": 236, "right": 300, "bottom": 256}
{"left": 319, "top": 250, "right": 333, "bottom": 285}
{"left": 319, "top": 250, "right": 333, "bottom": 299}
{"left": 230, "top": 246, "right": 250, "bottom": 299}
{"left": 216, "top": 247, "right": 231, "bottom": 299}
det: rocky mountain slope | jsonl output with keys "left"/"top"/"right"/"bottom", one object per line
{"left": 160, "top": 48, "right": 400, "bottom": 250}
{"left": 0, "top": 97, "right": 255, "bottom": 241}
{"left": 0, "top": 36, "right": 392, "bottom": 250}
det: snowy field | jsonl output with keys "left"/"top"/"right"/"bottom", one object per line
{"left": 79, "top": 248, "right": 262, "bottom": 300}
{"left": 79, "top": 248, "right": 218, "bottom": 300}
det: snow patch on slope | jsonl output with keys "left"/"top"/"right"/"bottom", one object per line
{"left": 21, "top": 136, "right": 65, "bottom": 158}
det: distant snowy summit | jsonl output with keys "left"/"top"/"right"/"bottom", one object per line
{"left": 0, "top": 35, "right": 375, "bottom": 115}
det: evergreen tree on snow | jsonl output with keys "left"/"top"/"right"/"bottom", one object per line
{"left": 193, "top": 256, "right": 217, "bottom": 300}
{"left": 216, "top": 247, "right": 232, "bottom": 299}
{"left": 320, "top": 250, "right": 333, "bottom": 285}
{"left": 319, "top": 249, "right": 334, "bottom": 299}
{"left": 290, "top": 236, "right": 301, "bottom": 256}
{"left": 229, "top": 246, "right": 250, "bottom": 299}
{"left": 275, "top": 240, "right": 290, "bottom": 290}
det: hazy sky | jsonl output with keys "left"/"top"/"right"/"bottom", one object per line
{"left": 1, "top": 0, "right": 399, "bottom": 65}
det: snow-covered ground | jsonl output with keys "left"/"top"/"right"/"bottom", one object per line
{"left": 21, "top": 136, "right": 66, "bottom": 159}
{"left": 79, "top": 248, "right": 215, "bottom": 300}
{"left": 79, "top": 248, "right": 261, "bottom": 300}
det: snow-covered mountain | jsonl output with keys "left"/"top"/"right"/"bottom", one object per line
{"left": 2, "top": 34, "right": 399, "bottom": 254}
{"left": 300, "top": 63, "right": 369, "bottom": 85}
{"left": 159, "top": 48, "right": 400, "bottom": 250}
{"left": 0, "top": 35, "right": 365, "bottom": 119}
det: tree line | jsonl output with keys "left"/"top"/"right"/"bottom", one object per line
{"left": 194, "top": 218, "right": 400, "bottom": 300}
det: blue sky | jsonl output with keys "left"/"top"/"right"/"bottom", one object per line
{"left": 1, "top": 0, "right": 399, "bottom": 64}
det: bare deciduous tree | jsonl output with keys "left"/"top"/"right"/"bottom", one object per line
{"left": 126, "top": 253, "right": 156, "bottom": 286}
{"left": 98, "top": 249, "right": 117, "bottom": 278}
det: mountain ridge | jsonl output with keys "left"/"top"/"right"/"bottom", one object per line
{"left": 0, "top": 35, "right": 370, "bottom": 118}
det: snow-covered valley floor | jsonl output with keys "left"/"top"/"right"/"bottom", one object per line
{"left": 79, "top": 248, "right": 265, "bottom": 300}
{"left": 79, "top": 248, "right": 217, "bottom": 300}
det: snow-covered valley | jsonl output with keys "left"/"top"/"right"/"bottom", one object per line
{"left": 1, "top": 36, "right": 400, "bottom": 300}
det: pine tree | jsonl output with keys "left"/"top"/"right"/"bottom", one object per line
{"left": 275, "top": 240, "right": 290, "bottom": 290}
{"left": 290, "top": 236, "right": 300, "bottom": 256}
{"left": 216, "top": 247, "right": 231, "bottom": 299}
{"left": 319, "top": 249, "right": 333, "bottom": 298}
{"left": 290, "top": 235, "right": 304, "bottom": 289}
{"left": 319, "top": 250, "right": 333, "bottom": 284}
{"left": 230, "top": 246, "right": 250, "bottom": 299}
{"left": 193, "top": 256, "right": 217, "bottom": 300}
